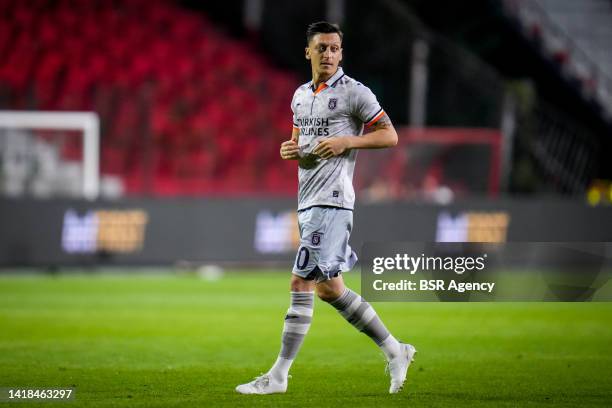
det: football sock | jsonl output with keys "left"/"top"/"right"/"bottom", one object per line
{"left": 269, "top": 291, "right": 314, "bottom": 381}
{"left": 330, "top": 288, "right": 401, "bottom": 360}
{"left": 379, "top": 333, "right": 402, "bottom": 360}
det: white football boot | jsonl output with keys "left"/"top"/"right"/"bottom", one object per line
{"left": 387, "top": 343, "right": 417, "bottom": 394}
{"left": 235, "top": 373, "right": 288, "bottom": 395}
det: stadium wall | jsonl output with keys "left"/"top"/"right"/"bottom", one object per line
{"left": 0, "top": 198, "right": 611, "bottom": 268}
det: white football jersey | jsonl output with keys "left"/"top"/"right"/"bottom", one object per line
{"left": 291, "top": 67, "right": 386, "bottom": 210}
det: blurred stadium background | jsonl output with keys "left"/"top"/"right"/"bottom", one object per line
{"left": 1, "top": 0, "right": 612, "bottom": 406}
{"left": 1, "top": 0, "right": 611, "bottom": 266}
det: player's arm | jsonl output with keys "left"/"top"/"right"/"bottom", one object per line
{"left": 313, "top": 113, "right": 398, "bottom": 159}
{"left": 349, "top": 113, "right": 398, "bottom": 148}
{"left": 280, "top": 127, "right": 300, "bottom": 160}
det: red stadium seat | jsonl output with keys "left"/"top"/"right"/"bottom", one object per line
{"left": 0, "top": 0, "right": 298, "bottom": 196}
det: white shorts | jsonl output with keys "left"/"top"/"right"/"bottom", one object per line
{"left": 292, "top": 206, "right": 358, "bottom": 283}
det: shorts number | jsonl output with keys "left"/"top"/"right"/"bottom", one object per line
{"left": 296, "top": 247, "right": 310, "bottom": 270}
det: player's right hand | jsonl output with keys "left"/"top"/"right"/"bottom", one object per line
{"left": 280, "top": 140, "right": 300, "bottom": 160}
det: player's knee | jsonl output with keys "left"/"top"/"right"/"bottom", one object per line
{"left": 316, "top": 286, "right": 343, "bottom": 303}
{"left": 290, "top": 275, "right": 313, "bottom": 292}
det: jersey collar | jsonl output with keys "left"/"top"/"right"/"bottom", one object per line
{"left": 309, "top": 67, "right": 345, "bottom": 94}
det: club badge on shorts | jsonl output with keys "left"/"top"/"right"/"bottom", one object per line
{"left": 311, "top": 232, "right": 321, "bottom": 246}
{"left": 328, "top": 98, "right": 337, "bottom": 110}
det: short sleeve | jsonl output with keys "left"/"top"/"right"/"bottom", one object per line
{"left": 351, "top": 83, "right": 385, "bottom": 127}
{"left": 291, "top": 90, "right": 299, "bottom": 130}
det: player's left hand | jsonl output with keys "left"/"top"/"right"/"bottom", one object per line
{"left": 313, "top": 137, "right": 352, "bottom": 159}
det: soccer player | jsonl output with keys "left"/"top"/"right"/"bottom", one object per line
{"left": 236, "top": 21, "right": 416, "bottom": 395}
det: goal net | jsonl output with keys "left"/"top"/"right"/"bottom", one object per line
{"left": 0, "top": 110, "right": 100, "bottom": 199}
{"left": 355, "top": 127, "right": 502, "bottom": 203}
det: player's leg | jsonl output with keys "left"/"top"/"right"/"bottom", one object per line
{"left": 316, "top": 275, "right": 416, "bottom": 393}
{"left": 312, "top": 208, "right": 401, "bottom": 357}
{"left": 235, "top": 275, "right": 314, "bottom": 395}
{"left": 316, "top": 275, "right": 403, "bottom": 361}
{"left": 236, "top": 208, "right": 319, "bottom": 396}
{"left": 313, "top": 204, "right": 417, "bottom": 393}
{"left": 267, "top": 275, "right": 315, "bottom": 382}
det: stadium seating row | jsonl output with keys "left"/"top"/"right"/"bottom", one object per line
{"left": 0, "top": 0, "right": 299, "bottom": 195}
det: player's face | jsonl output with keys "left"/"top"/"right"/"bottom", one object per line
{"left": 306, "top": 33, "right": 343, "bottom": 78}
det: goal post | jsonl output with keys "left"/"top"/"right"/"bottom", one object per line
{"left": 0, "top": 110, "right": 100, "bottom": 200}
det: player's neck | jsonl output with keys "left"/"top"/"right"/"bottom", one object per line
{"left": 311, "top": 70, "right": 335, "bottom": 89}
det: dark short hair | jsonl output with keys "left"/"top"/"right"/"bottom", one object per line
{"left": 306, "top": 21, "right": 343, "bottom": 45}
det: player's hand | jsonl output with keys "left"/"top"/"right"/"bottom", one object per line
{"left": 280, "top": 140, "right": 300, "bottom": 160}
{"left": 313, "top": 137, "right": 352, "bottom": 159}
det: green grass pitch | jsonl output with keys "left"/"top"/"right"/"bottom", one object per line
{"left": 1, "top": 270, "right": 611, "bottom": 407}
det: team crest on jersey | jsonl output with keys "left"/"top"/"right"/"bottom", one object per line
{"left": 328, "top": 98, "right": 337, "bottom": 110}
{"left": 311, "top": 232, "right": 321, "bottom": 246}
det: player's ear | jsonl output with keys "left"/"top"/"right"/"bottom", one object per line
{"left": 339, "top": 47, "right": 343, "bottom": 63}
{"left": 305, "top": 47, "right": 311, "bottom": 60}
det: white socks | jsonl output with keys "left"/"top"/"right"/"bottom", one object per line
{"left": 380, "top": 334, "right": 402, "bottom": 361}
{"left": 268, "top": 357, "right": 292, "bottom": 382}
{"left": 268, "top": 291, "right": 314, "bottom": 382}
